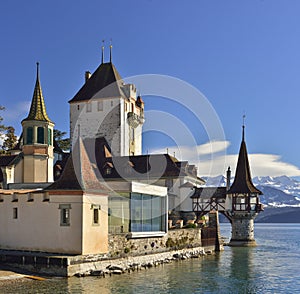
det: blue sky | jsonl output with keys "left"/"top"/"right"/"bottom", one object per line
{"left": 1, "top": 0, "right": 300, "bottom": 177}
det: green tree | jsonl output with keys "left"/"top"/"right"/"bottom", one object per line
{"left": 2, "top": 126, "right": 17, "bottom": 152}
{"left": 54, "top": 129, "right": 70, "bottom": 151}
{"left": 0, "top": 106, "right": 6, "bottom": 136}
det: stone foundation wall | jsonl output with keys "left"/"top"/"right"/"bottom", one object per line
{"left": 68, "top": 245, "right": 215, "bottom": 277}
{"left": 108, "top": 228, "right": 202, "bottom": 257}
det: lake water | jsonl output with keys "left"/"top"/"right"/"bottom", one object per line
{"left": 1, "top": 223, "right": 299, "bottom": 293}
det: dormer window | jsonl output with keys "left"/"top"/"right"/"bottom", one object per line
{"left": 98, "top": 101, "right": 103, "bottom": 111}
{"left": 86, "top": 102, "right": 92, "bottom": 112}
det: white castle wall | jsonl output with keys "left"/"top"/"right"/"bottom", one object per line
{"left": 70, "top": 97, "right": 143, "bottom": 156}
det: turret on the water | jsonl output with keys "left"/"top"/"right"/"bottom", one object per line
{"left": 226, "top": 123, "right": 263, "bottom": 246}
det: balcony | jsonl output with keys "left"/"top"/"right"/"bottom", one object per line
{"left": 127, "top": 112, "right": 145, "bottom": 128}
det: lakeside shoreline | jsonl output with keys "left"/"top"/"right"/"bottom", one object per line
{"left": 0, "top": 245, "right": 219, "bottom": 282}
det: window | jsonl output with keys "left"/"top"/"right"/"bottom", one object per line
{"left": 93, "top": 209, "right": 99, "bottom": 225}
{"left": 59, "top": 204, "right": 71, "bottom": 226}
{"left": 131, "top": 128, "right": 135, "bottom": 141}
{"left": 125, "top": 103, "right": 128, "bottom": 112}
{"left": 37, "top": 127, "right": 44, "bottom": 144}
{"left": 26, "top": 127, "right": 33, "bottom": 144}
{"left": 48, "top": 128, "right": 52, "bottom": 146}
{"left": 27, "top": 193, "right": 33, "bottom": 202}
{"left": 13, "top": 207, "right": 18, "bottom": 219}
{"left": 86, "top": 102, "right": 92, "bottom": 112}
{"left": 165, "top": 179, "right": 174, "bottom": 192}
{"left": 105, "top": 167, "right": 111, "bottom": 175}
{"left": 130, "top": 193, "right": 166, "bottom": 232}
{"left": 98, "top": 101, "right": 103, "bottom": 111}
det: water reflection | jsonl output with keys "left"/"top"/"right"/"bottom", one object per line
{"left": 228, "top": 247, "right": 261, "bottom": 293}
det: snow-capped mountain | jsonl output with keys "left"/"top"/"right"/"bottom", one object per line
{"left": 202, "top": 175, "right": 226, "bottom": 187}
{"left": 202, "top": 175, "right": 300, "bottom": 208}
{"left": 253, "top": 176, "right": 300, "bottom": 202}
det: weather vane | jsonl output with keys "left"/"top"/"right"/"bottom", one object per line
{"left": 101, "top": 39, "right": 105, "bottom": 63}
{"left": 109, "top": 38, "right": 113, "bottom": 63}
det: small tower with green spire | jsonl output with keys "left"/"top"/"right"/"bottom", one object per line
{"left": 226, "top": 120, "right": 263, "bottom": 246}
{"left": 21, "top": 62, "right": 54, "bottom": 183}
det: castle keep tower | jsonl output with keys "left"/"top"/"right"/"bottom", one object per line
{"left": 69, "top": 46, "right": 144, "bottom": 156}
{"left": 226, "top": 124, "right": 263, "bottom": 246}
{"left": 21, "top": 63, "right": 54, "bottom": 184}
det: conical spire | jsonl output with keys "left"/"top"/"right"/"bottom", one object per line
{"left": 23, "top": 62, "right": 52, "bottom": 123}
{"left": 46, "top": 137, "right": 110, "bottom": 193}
{"left": 227, "top": 125, "right": 262, "bottom": 194}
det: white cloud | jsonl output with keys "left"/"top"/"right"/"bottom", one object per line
{"left": 150, "top": 140, "right": 230, "bottom": 161}
{"left": 196, "top": 140, "right": 230, "bottom": 155}
{"left": 1, "top": 101, "right": 31, "bottom": 134}
{"left": 197, "top": 153, "right": 300, "bottom": 177}
{"left": 5, "top": 101, "right": 31, "bottom": 121}
{"left": 150, "top": 140, "right": 300, "bottom": 177}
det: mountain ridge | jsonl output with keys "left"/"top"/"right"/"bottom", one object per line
{"left": 202, "top": 175, "right": 300, "bottom": 222}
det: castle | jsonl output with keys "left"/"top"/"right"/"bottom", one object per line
{"left": 0, "top": 47, "right": 263, "bottom": 256}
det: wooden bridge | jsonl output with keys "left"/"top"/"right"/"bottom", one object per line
{"left": 191, "top": 187, "right": 232, "bottom": 222}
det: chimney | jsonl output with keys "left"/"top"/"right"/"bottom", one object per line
{"left": 226, "top": 166, "right": 231, "bottom": 191}
{"left": 85, "top": 71, "right": 91, "bottom": 82}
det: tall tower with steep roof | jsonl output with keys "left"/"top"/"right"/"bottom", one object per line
{"left": 226, "top": 123, "right": 263, "bottom": 246}
{"left": 69, "top": 47, "right": 144, "bottom": 156}
{"left": 21, "top": 63, "right": 54, "bottom": 183}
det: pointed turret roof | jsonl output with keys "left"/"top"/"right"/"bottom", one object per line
{"left": 46, "top": 138, "right": 110, "bottom": 193}
{"left": 23, "top": 63, "right": 52, "bottom": 123}
{"left": 227, "top": 125, "right": 262, "bottom": 195}
{"left": 69, "top": 61, "right": 124, "bottom": 103}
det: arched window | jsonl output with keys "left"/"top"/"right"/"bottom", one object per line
{"left": 37, "top": 127, "right": 44, "bottom": 144}
{"left": 48, "top": 128, "right": 52, "bottom": 146}
{"left": 26, "top": 127, "right": 33, "bottom": 144}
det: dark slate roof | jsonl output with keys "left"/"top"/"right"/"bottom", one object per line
{"left": 88, "top": 137, "right": 204, "bottom": 183}
{"left": 52, "top": 137, "right": 205, "bottom": 185}
{"left": 22, "top": 63, "right": 52, "bottom": 123}
{"left": 191, "top": 187, "right": 227, "bottom": 199}
{"left": 98, "top": 154, "right": 191, "bottom": 180}
{"left": 227, "top": 129, "right": 262, "bottom": 195}
{"left": 0, "top": 155, "right": 18, "bottom": 167}
{"left": 69, "top": 62, "right": 124, "bottom": 103}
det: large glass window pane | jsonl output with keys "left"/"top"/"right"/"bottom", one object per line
{"left": 131, "top": 193, "right": 142, "bottom": 232}
{"left": 142, "top": 194, "right": 152, "bottom": 232}
{"left": 130, "top": 193, "right": 165, "bottom": 232}
{"left": 151, "top": 196, "right": 161, "bottom": 231}
{"left": 108, "top": 194, "right": 130, "bottom": 233}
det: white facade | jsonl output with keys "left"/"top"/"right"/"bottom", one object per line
{"left": 70, "top": 85, "right": 144, "bottom": 157}
{"left": 0, "top": 190, "right": 109, "bottom": 255}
